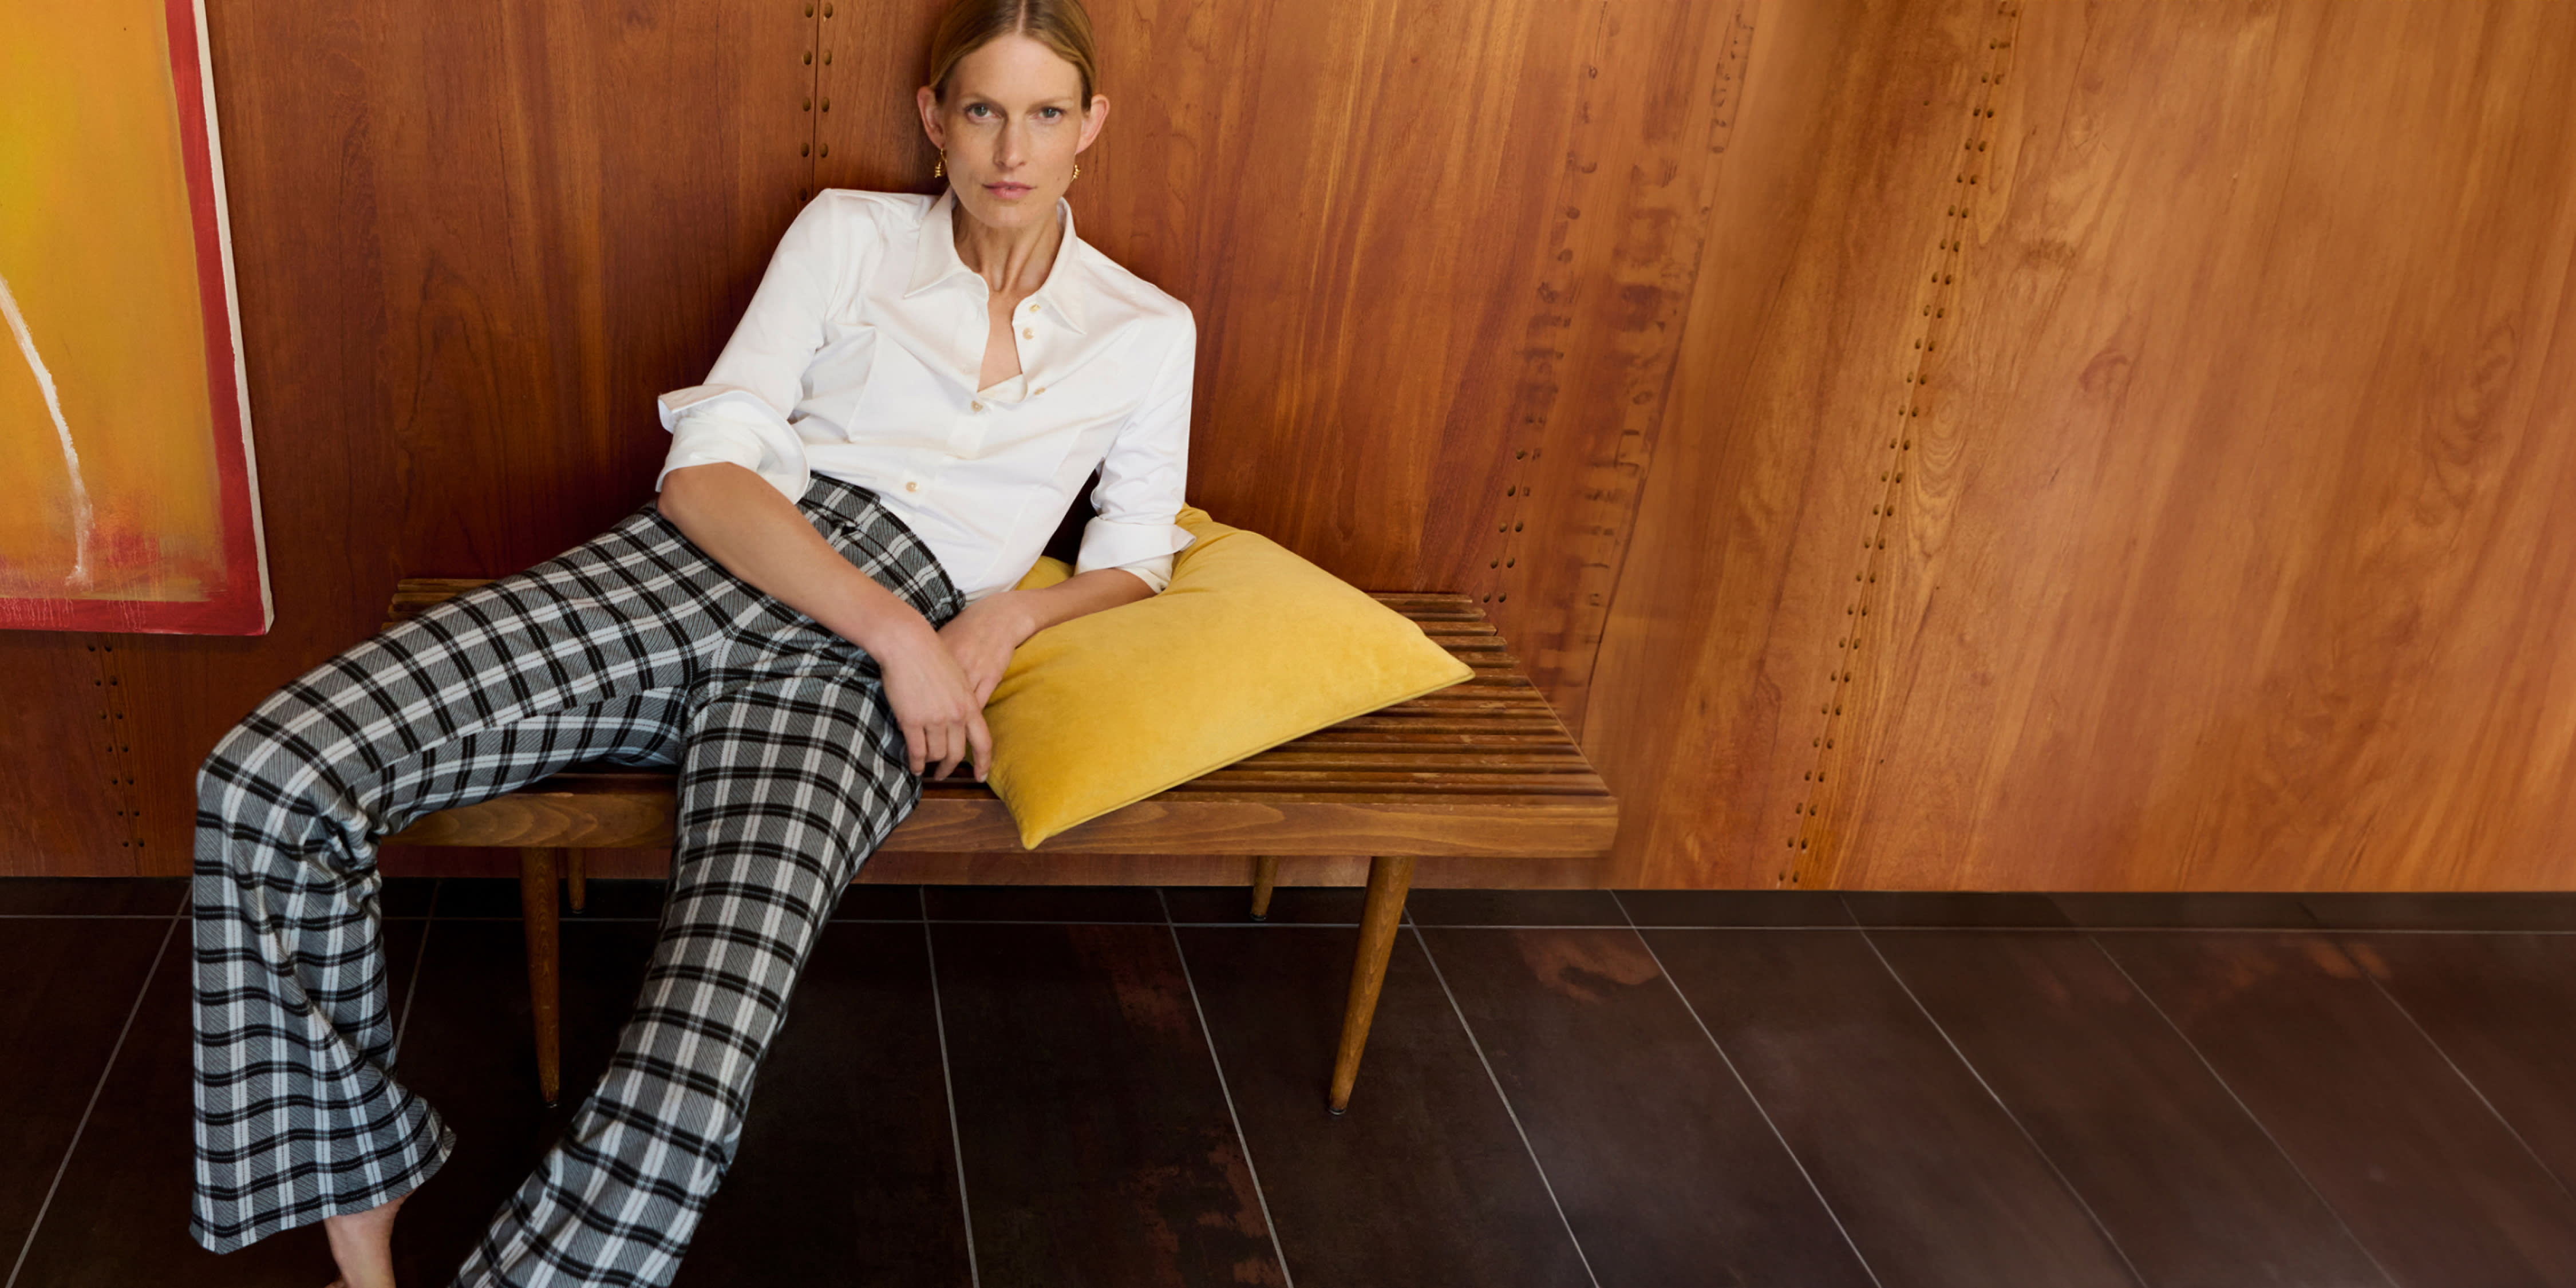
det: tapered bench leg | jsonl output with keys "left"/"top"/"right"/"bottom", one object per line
{"left": 566, "top": 848, "right": 587, "bottom": 913}
{"left": 518, "top": 847, "right": 563, "bottom": 1105}
{"left": 1250, "top": 855, "right": 1279, "bottom": 920}
{"left": 1328, "top": 854, "right": 1414, "bottom": 1114}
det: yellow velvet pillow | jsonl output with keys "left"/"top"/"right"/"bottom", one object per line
{"left": 982, "top": 504, "right": 1474, "bottom": 848}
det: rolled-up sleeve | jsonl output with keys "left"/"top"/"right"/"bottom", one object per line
{"left": 1074, "top": 319, "right": 1198, "bottom": 593}
{"left": 653, "top": 195, "right": 859, "bottom": 504}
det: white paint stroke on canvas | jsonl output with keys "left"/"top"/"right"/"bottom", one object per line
{"left": 0, "top": 270, "right": 95, "bottom": 587}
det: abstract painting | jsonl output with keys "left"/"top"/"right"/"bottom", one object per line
{"left": 1, "top": 0, "right": 270, "bottom": 634}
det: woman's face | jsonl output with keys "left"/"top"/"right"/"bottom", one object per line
{"left": 918, "top": 33, "right": 1107, "bottom": 237}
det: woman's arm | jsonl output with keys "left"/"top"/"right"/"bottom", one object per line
{"left": 1011, "top": 568, "right": 1156, "bottom": 632}
{"left": 659, "top": 460, "right": 991, "bottom": 783}
{"left": 1072, "top": 318, "right": 1197, "bottom": 592}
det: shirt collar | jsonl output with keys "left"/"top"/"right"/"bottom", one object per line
{"left": 906, "top": 188, "right": 1092, "bottom": 335}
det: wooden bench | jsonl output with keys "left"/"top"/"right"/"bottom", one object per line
{"left": 381, "top": 579, "right": 1616, "bottom": 1112}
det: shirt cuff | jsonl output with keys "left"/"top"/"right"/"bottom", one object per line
{"left": 1075, "top": 517, "right": 1196, "bottom": 595}
{"left": 654, "top": 389, "right": 810, "bottom": 504}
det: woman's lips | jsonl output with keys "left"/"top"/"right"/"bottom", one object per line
{"left": 985, "top": 181, "right": 1033, "bottom": 199}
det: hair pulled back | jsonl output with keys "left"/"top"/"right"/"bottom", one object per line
{"left": 926, "top": 0, "right": 1100, "bottom": 105}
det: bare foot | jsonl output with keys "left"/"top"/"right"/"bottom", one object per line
{"left": 321, "top": 1186, "right": 411, "bottom": 1288}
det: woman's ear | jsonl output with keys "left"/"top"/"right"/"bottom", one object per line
{"left": 1077, "top": 94, "right": 1109, "bottom": 153}
{"left": 916, "top": 84, "right": 946, "bottom": 153}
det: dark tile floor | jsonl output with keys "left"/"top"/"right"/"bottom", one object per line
{"left": 6, "top": 879, "right": 2576, "bottom": 1287}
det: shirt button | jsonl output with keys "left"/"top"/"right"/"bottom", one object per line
{"left": 1028, "top": 303, "right": 1040, "bottom": 313}
{"left": 970, "top": 401, "right": 983, "bottom": 412}
{"left": 1022, "top": 327, "right": 1036, "bottom": 339}
{"left": 904, "top": 481, "right": 919, "bottom": 492}
{"left": 1033, "top": 386, "right": 1045, "bottom": 395}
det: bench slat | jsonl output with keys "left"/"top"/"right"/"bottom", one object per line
{"left": 1172, "top": 777, "right": 1612, "bottom": 795}
{"left": 1234, "top": 751, "right": 1594, "bottom": 771}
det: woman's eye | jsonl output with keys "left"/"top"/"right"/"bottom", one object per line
{"left": 1039, "top": 107, "right": 1063, "bottom": 119}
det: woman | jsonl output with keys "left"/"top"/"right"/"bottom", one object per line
{"left": 189, "top": 2, "right": 1190, "bottom": 1284}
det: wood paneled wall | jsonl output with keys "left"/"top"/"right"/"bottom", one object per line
{"left": 7, "top": 0, "right": 2573, "bottom": 891}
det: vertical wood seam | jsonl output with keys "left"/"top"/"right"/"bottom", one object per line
{"left": 1485, "top": 4, "right": 1761, "bottom": 619}
{"left": 1484, "top": 0, "right": 1759, "bottom": 756}
{"left": 88, "top": 641, "right": 145, "bottom": 864}
{"left": 799, "top": 0, "right": 825, "bottom": 201}
{"left": 1786, "top": 1, "right": 2022, "bottom": 888}
{"left": 1479, "top": 2, "right": 1618, "bottom": 615}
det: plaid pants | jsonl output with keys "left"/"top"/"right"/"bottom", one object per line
{"left": 191, "top": 476, "right": 963, "bottom": 1286}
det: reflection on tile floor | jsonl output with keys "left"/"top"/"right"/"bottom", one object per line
{"left": 7, "top": 880, "right": 2576, "bottom": 1287}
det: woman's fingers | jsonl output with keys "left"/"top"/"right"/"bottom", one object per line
{"left": 966, "top": 709, "right": 993, "bottom": 782}
{"left": 929, "top": 721, "right": 959, "bottom": 780}
{"left": 949, "top": 714, "right": 975, "bottom": 780}
{"left": 912, "top": 718, "right": 961, "bottom": 777}
{"left": 933, "top": 721, "right": 963, "bottom": 778}
{"left": 922, "top": 716, "right": 970, "bottom": 780}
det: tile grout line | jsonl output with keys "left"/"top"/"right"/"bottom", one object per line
{"left": 1406, "top": 923, "right": 1604, "bottom": 1288}
{"left": 1611, "top": 922, "right": 2576, "bottom": 935}
{"left": 2083, "top": 933, "right": 2400, "bottom": 1288}
{"left": 2332, "top": 933, "right": 2576, "bottom": 1206}
{"left": 1609, "top": 891, "right": 1887, "bottom": 1288}
{"left": 5, "top": 896, "right": 183, "bottom": 1288}
{"left": 918, "top": 885, "right": 982, "bottom": 1288}
{"left": 1853, "top": 926, "right": 2151, "bottom": 1288}
{"left": 0, "top": 913, "right": 200, "bottom": 920}
{"left": 1155, "top": 888, "right": 1297, "bottom": 1288}
{"left": 392, "top": 878, "right": 441, "bottom": 1060}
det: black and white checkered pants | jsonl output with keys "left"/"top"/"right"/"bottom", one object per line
{"left": 191, "top": 475, "right": 963, "bottom": 1286}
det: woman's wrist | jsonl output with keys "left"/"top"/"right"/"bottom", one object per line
{"left": 977, "top": 588, "right": 1045, "bottom": 645}
{"left": 828, "top": 575, "right": 934, "bottom": 661}
{"left": 1001, "top": 570, "right": 1151, "bottom": 640}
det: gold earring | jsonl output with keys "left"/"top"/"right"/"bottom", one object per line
{"left": 933, "top": 153, "right": 945, "bottom": 179}
{"left": 1072, "top": 163, "right": 1081, "bottom": 180}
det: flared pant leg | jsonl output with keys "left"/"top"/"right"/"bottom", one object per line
{"left": 450, "top": 643, "right": 932, "bottom": 1287}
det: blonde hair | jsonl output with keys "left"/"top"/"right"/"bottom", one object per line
{"left": 927, "top": 0, "right": 1100, "bottom": 105}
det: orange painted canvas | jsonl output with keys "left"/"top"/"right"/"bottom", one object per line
{"left": 0, "top": 0, "right": 270, "bottom": 634}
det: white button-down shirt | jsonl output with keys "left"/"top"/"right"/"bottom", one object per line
{"left": 654, "top": 188, "right": 1196, "bottom": 602}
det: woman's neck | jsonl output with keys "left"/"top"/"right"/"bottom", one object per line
{"left": 951, "top": 200, "right": 1065, "bottom": 299}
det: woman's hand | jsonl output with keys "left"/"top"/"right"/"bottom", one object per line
{"left": 872, "top": 615, "right": 995, "bottom": 782}
{"left": 937, "top": 591, "right": 1041, "bottom": 709}
{"left": 887, "top": 580, "right": 1142, "bottom": 781}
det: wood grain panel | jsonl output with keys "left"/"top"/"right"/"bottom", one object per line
{"left": 808, "top": 0, "right": 937, "bottom": 197}
{"left": 1586, "top": 0, "right": 2004, "bottom": 888}
{"left": 0, "top": 641, "right": 136, "bottom": 874}
{"left": 1833, "top": 0, "right": 2576, "bottom": 892}
{"left": 1421, "top": 0, "right": 1756, "bottom": 725}
{"left": 1588, "top": 0, "right": 2576, "bottom": 889}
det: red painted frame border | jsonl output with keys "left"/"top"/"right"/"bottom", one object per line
{"left": 0, "top": 0, "right": 271, "bottom": 635}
